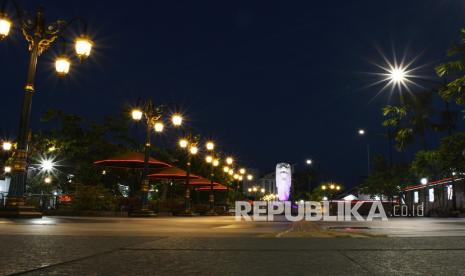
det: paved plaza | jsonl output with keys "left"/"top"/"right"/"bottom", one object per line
{"left": 1, "top": 216, "right": 465, "bottom": 275}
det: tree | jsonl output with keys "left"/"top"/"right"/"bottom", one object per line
{"left": 410, "top": 150, "right": 443, "bottom": 180}
{"left": 360, "top": 155, "right": 411, "bottom": 200}
{"left": 436, "top": 29, "right": 465, "bottom": 114}
{"left": 28, "top": 109, "right": 136, "bottom": 195}
{"left": 382, "top": 91, "right": 435, "bottom": 151}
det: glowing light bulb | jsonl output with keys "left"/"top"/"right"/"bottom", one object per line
{"left": 131, "top": 109, "right": 143, "bottom": 120}
{"left": 55, "top": 56, "right": 71, "bottom": 76}
{"left": 75, "top": 36, "right": 93, "bottom": 59}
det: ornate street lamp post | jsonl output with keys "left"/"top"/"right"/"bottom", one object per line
{"left": 131, "top": 100, "right": 182, "bottom": 216}
{"left": 205, "top": 141, "right": 218, "bottom": 215}
{"left": 178, "top": 134, "right": 198, "bottom": 215}
{"left": 0, "top": 1, "right": 93, "bottom": 217}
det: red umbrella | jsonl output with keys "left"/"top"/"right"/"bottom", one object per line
{"left": 195, "top": 184, "right": 228, "bottom": 191}
{"left": 147, "top": 167, "right": 202, "bottom": 180}
{"left": 188, "top": 178, "right": 221, "bottom": 186}
{"left": 94, "top": 152, "right": 172, "bottom": 169}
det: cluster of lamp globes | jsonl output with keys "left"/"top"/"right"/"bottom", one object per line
{"left": 321, "top": 183, "right": 341, "bottom": 191}
{"left": 131, "top": 110, "right": 253, "bottom": 181}
{"left": 247, "top": 186, "right": 265, "bottom": 193}
{"left": 131, "top": 109, "right": 183, "bottom": 133}
{"left": 0, "top": 15, "right": 93, "bottom": 76}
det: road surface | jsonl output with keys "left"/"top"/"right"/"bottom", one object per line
{"left": 1, "top": 216, "right": 465, "bottom": 275}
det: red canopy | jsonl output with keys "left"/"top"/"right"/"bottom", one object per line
{"left": 196, "top": 184, "right": 228, "bottom": 191}
{"left": 147, "top": 167, "right": 202, "bottom": 180}
{"left": 94, "top": 152, "right": 172, "bottom": 169}
{"left": 188, "top": 178, "right": 221, "bottom": 186}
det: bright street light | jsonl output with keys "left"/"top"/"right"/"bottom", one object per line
{"left": 171, "top": 114, "right": 183, "bottom": 126}
{"left": 239, "top": 168, "right": 246, "bottom": 175}
{"left": 74, "top": 36, "right": 93, "bottom": 60}
{"left": 131, "top": 109, "right": 143, "bottom": 121}
{"left": 226, "top": 157, "right": 234, "bottom": 165}
{"left": 154, "top": 122, "right": 164, "bottom": 132}
{"left": 44, "top": 176, "right": 52, "bottom": 184}
{"left": 2, "top": 141, "right": 12, "bottom": 151}
{"left": 306, "top": 159, "right": 312, "bottom": 165}
{"left": 358, "top": 129, "right": 365, "bottom": 135}
{"left": 4, "top": 166, "right": 11, "bottom": 173}
{"left": 421, "top": 178, "right": 428, "bottom": 185}
{"left": 55, "top": 56, "right": 71, "bottom": 76}
{"left": 40, "top": 159, "right": 56, "bottom": 173}
{"left": 247, "top": 174, "right": 253, "bottom": 181}
{"left": 0, "top": 16, "right": 11, "bottom": 39}
{"left": 189, "top": 146, "right": 198, "bottom": 155}
{"left": 213, "top": 159, "right": 220, "bottom": 167}
{"left": 205, "top": 155, "right": 213, "bottom": 163}
{"left": 206, "top": 141, "right": 215, "bottom": 151}
{"left": 179, "top": 139, "right": 188, "bottom": 148}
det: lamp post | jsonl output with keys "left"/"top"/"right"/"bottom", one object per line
{"left": 205, "top": 141, "right": 217, "bottom": 215}
{"left": 358, "top": 129, "right": 370, "bottom": 175}
{"left": 178, "top": 134, "right": 198, "bottom": 215}
{"left": 305, "top": 159, "right": 314, "bottom": 193}
{"left": 131, "top": 101, "right": 182, "bottom": 216}
{"left": 0, "top": 1, "right": 93, "bottom": 217}
{"left": 321, "top": 183, "right": 341, "bottom": 200}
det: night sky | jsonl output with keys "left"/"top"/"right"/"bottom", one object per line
{"left": 1, "top": 1, "right": 465, "bottom": 187}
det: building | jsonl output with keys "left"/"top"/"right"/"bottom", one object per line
{"left": 243, "top": 171, "right": 276, "bottom": 197}
{"left": 403, "top": 177, "right": 465, "bottom": 216}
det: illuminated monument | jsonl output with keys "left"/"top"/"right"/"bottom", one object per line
{"left": 276, "top": 163, "right": 292, "bottom": 201}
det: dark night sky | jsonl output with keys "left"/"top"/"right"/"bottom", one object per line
{"left": 1, "top": 1, "right": 465, "bottom": 187}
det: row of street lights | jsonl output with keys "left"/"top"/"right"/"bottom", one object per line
{"left": 129, "top": 102, "right": 253, "bottom": 215}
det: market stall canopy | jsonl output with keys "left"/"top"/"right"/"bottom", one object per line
{"left": 93, "top": 152, "right": 172, "bottom": 169}
{"left": 147, "top": 167, "right": 202, "bottom": 180}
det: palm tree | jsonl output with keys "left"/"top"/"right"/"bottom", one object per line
{"left": 436, "top": 28, "right": 465, "bottom": 112}
{"left": 382, "top": 91, "right": 434, "bottom": 151}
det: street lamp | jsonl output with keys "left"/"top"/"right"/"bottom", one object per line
{"left": 247, "top": 174, "right": 253, "bottom": 181}
{"left": 305, "top": 159, "right": 314, "bottom": 192}
{"left": 0, "top": 15, "right": 11, "bottom": 38}
{"left": 154, "top": 122, "right": 164, "bottom": 133}
{"left": 2, "top": 141, "right": 12, "bottom": 151}
{"left": 0, "top": 2, "right": 93, "bottom": 217}
{"left": 131, "top": 109, "right": 143, "bottom": 121}
{"left": 130, "top": 100, "right": 182, "bottom": 216}
{"left": 178, "top": 134, "right": 198, "bottom": 215}
{"left": 205, "top": 140, "right": 216, "bottom": 215}
{"left": 171, "top": 114, "right": 183, "bottom": 127}
{"left": 358, "top": 128, "right": 370, "bottom": 175}
{"left": 55, "top": 56, "right": 71, "bottom": 76}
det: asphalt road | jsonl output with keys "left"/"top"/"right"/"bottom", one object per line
{"left": 1, "top": 216, "right": 465, "bottom": 275}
